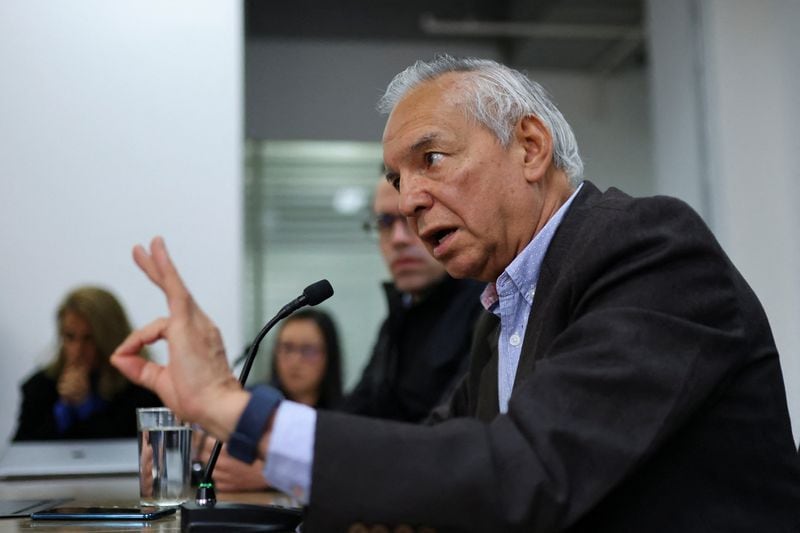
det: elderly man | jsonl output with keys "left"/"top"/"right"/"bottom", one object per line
{"left": 340, "top": 179, "right": 484, "bottom": 422}
{"left": 113, "top": 56, "right": 800, "bottom": 532}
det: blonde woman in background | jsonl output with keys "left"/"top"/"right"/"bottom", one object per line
{"left": 13, "top": 286, "right": 161, "bottom": 441}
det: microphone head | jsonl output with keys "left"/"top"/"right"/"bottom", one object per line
{"left": 303, "top": 279, "right": 334, "bottom": 306}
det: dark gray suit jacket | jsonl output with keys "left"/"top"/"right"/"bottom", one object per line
{"left": 307, "top": 182, "right": 800, "bottom": 532}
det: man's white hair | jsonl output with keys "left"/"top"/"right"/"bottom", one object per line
{"left": 378, "top": 55, "right": 584, "bottom": 183}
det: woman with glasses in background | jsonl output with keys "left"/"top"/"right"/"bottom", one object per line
{"left": 194, "top": 308, "right": 343, "bottom": 492}
{"left": 269, "top": 309, "right": 343, "bottom": 409}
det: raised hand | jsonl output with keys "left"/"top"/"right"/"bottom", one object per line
{"left": 57, "top": 362, "right": 91, "bottom": 405}
{"left": 111, "top": 236, "right": 249, "bottom": 440}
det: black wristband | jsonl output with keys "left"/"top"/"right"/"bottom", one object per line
{"left": 227, "top": 385, "right": 284, "bottom": 464}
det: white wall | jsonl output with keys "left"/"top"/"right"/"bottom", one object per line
{"left": 702, "top": 0, "right": 800, "bottom": 443}
{"left": 533, "top": 70, "right": 653, "bottom": 197}
{"left": 0, "top": 1, "right": 243, "bottom": 443}
{"left": 647, "top": 0, "right": 709, "bottom": 214}
{"left": 647, "top": 0, "right": 800, "bottom": 442}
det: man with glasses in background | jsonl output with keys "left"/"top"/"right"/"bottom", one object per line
{"left": 339, "top": 178, "right": 484, "bottom": 422}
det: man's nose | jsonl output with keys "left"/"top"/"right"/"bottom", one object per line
{"left": 398, "top": 175, "right": 432, "bottom": 217}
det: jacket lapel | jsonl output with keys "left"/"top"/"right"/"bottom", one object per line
{"left": 475, "top": 316, "right": 501, "bottom": 421}
{"left": 513, "top": 181, "right": 602, "bottom": 388}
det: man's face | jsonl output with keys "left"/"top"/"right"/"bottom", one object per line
{"left": 382, "top": 73, "right": 540, "bottom": 282}
{"left": 373, "top": 179, "right": 447, "bottom": 296}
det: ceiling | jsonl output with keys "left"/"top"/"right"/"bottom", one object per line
{"left": 245, "top": 0, "right": 646, "bottom": 74}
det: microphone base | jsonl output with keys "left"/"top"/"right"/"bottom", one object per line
{"left": 194, "top": 484, "right": 216, "bottom": 506}
{"left": 179, "top": 501, "right": 303, "bottom": 532}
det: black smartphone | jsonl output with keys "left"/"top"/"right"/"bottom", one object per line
{"left": 30, "top": 505, "right": 176, "bottom": 521}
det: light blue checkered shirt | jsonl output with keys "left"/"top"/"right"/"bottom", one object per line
{"left": 480, "top": 183, "right": 582, "bottom": 412}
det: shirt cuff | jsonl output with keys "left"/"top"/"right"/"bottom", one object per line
{"left": 263, "top": 400, "right": 316, "bottom": 504}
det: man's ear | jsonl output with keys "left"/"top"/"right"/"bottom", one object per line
{"left": 516, "top": 115, "right": 553, "bottom": 184}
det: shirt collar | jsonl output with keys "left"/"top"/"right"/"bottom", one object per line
{"left": 480, "top": 182, "right": 583, "bottom": 311}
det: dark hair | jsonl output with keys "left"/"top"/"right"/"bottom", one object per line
{"left": 269, "top": 308, "right": 343, "bottom": 409}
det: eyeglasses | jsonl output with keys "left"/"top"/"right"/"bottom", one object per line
{"left": 362, "top": 213, "right": 409, "bottom": 237}
{"left": 276, "top": 342, "right": 324, "bottom": 361}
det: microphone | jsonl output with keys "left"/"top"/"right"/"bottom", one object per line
{"left": 230, "top": 280, "right": 335, "bottom": 372}
{"left": 283, "top": 279, "right": 335, "bottom": 310}
{"left": 230, "top": 279, "right": 333, "bottom": 393}
{"left": 183, "top": 280, "right": 333, "bottom": 529}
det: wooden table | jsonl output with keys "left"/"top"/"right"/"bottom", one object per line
{"left": 0, "top": 474, "right": 291, "bottom": 532}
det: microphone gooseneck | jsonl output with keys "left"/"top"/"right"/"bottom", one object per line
{"left": 197, "top": 279, "right": 334, "bottom": 505}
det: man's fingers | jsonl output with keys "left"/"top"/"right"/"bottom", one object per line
{"left": 133, "top": 237, "right": 194, "bottom": 322}
{"left": 133, "top": 243, "right": 164, "bottom": 288}
{"left": 112, "top": 352, "right": 178, "bottom": 408}
{"left": 111, "top": 352, "right": 153, "bottom": 385}
{"left": 112, "top": 317, "right": 169, "bottom": 358}
{"left": 111, "top": 318, "right": 169, "bottom": 388}
{"left": 148, "top": 237, "right": 195, "bottom": 317}
{"left": 111, "top": 317, "right": 185, "bottom": 411}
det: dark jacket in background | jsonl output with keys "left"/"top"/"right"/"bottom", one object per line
{"left": 13, "top": 369, "right": 162, "bottom": 441}
{"left": 339, "top": 276, "right": 485, "bottom": 422}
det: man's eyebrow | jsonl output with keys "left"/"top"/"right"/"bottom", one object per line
{"left": 409, "top": 132, "right": 440, "bottom": 154}
{"left": 384, "top": 132, "right": 442, "bottom": 184}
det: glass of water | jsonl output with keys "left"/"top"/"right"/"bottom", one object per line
{"left": 136, "top": 407, "right": 192, "bottom": 506}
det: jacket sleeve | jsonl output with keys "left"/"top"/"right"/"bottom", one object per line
{"left": 424, "top": 310, "right": 497, "bottom": 425}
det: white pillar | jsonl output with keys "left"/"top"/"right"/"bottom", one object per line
{"left": 647, "top": 0, "right": 800, "bottom": 442}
